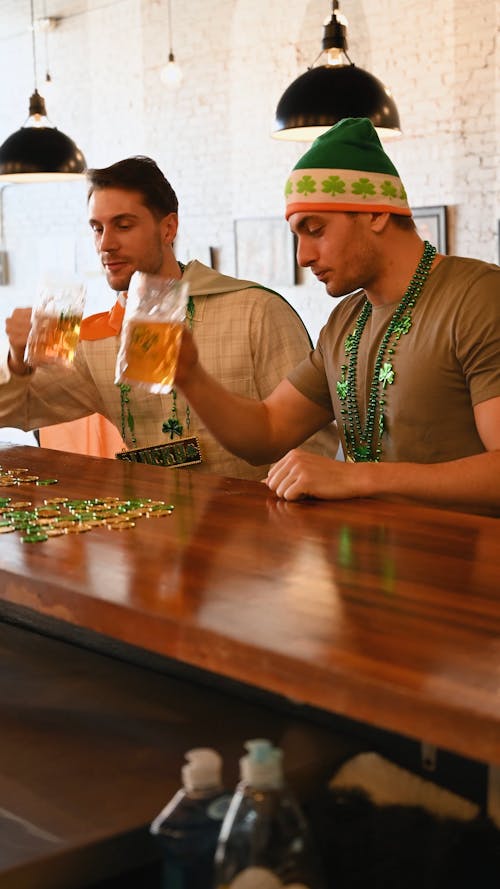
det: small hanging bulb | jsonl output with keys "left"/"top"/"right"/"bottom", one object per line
{"left": 160, "top": 0, "right": 182, "bottom": 88}
{"left": 160, "top": 51, "right": 183, "bottom": 87}
{"left": 38, "top": 10, "right": 57, "bottom": 95}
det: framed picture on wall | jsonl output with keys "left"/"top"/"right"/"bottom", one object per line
{"left": 234, "top": 218, "right": 297, "bottom": 288}
{"left": 413, "top": 206, "right": 448, "bottom": 253}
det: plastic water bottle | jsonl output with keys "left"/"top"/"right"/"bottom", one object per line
{"left": 150, "top": 747, "right": 231, "bottom": 889}
{"left": 213, "top": 739, "right": 325, "bottom": 889}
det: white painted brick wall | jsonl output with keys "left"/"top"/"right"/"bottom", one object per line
{"left": 0, "top": 0, "right": 498, "bottom": 345}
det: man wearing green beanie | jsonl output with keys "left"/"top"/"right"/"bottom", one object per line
{"left": 174, "top": 118, "right": 499, "bottom": 513}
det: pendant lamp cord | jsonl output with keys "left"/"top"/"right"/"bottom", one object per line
{"left": 167, "top": 0, "right": 174, "bottom": 56}
{"left": 30, "top": 0, "right": 39, "bottom": 90}
{"left": 43, "top": 0, "right": 51, "bottom": 83}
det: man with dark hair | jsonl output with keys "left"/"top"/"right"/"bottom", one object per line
{"left": 172, "top": 118, "right": 500, "bottom": 512}
{"left": 87, "top": 156, "right": 179, "bottom": 219}
{"left": 0, "top": 156, "right": 336, "bottom": 479}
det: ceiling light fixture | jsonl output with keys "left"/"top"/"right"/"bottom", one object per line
{"left": 0, "top": 0, "right": 86, "bottom": 182}
{"left": 160, "top": 0, "right": 183, "bottom": 88}
{"left": 273, "top": 1, "right": 401, "bottom": 142}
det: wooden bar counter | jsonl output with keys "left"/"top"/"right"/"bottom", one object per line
{"left": 0, "top": 443, "right": 499, "bottom": 885}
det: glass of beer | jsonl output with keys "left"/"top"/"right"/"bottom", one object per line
{"left": 25, "top": 273, "right": 86, "bottom": 368}
{"left": 115, "top": 272, "right": 189, "bottom": 395}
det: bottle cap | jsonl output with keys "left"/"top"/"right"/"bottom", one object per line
{"left": 229, "top": 867, "right": 283, "bottom": 889}
{"left": 181, "top": 747, "right": 223, "bottom": 792}
{"left": 239, "top": 739, "right": 283, "bottom": 790}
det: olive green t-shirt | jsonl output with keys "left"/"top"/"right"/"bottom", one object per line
{"left": 288, "top": 256, "right": 500, "bottom": 463}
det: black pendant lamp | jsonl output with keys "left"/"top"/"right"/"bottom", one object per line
{"left": 273, "top": 1, "right": 401, "bottom": 142}
{"left": 0, "top": 0, "right": 86, "bottom": 182}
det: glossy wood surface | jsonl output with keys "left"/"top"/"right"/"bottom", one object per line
{"left": 1, "top": 444, "right": 499, "bottom": 766}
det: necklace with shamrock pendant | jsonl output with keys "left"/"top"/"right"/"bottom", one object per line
{"left": 336, "top": 240, "right": 436, "bottom": 463}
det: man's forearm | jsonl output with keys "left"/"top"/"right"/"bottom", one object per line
{"left": 179, "top": 363, "right": 283, "bottom": 465}
{"left": 0, "top": 353, "right": 37, "bottom": 431}
{"left": 361, "top": 451, "right": 500, "bottom": 512}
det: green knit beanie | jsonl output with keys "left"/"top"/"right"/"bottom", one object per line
{"left": 285, "top": 118, "right": 410, "bottom": 219}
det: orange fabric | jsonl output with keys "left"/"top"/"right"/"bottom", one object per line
{"left": 79, "top": 298, "right": 125, "bottom": 340}
{"left": 39, "top": 414, "right": 123, "bottom": 458}
{"left": 39, "top": 298, "right": 125, "bottom": 458}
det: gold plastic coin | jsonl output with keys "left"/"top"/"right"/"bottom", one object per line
{"left": 65, "top": 523, "right": 93, "bottom": 534}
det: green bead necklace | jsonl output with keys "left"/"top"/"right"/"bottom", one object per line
{"left": 119, "top": 264, "right": 194, "bottom": 447}
{"left": 336, "top": 240, "right": 436, "bottom": 463}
